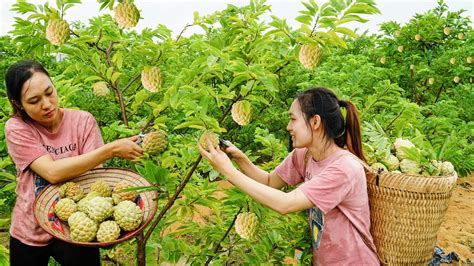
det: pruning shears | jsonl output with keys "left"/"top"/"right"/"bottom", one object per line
{"left": 135, "top": 132, "right": 146, "bottom": 146}
{"left": 219, "top": 139, "right": 232, "bottom": 150}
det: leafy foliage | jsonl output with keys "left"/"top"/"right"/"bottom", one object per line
{"left": 0, "top": 0, "right": 472, "bottom": 265}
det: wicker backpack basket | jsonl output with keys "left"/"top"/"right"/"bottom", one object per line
{"left": 362, "top": 162, "right": 458, "bottom": 265}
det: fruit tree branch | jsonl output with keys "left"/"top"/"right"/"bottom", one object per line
{"left": 205, "top": 206, "right": 243, "bottom": 265}
{"left": 122, "top": 73, "right": 141, "bottom": 93}
{"left": 176, "top": 23, "right": 194, "bottom": 42}
{"left": 143, "top": 155, "right": 203, "bottom": 241}
{"left": 309, "top": 14, "right": 320, "bottom": 38}
{"left": 433, "top": 83, "right": 445, "bottom": 104}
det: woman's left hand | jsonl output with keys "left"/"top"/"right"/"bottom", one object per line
{"left": 198, "top": 136, "right": 235, "bottom": 176}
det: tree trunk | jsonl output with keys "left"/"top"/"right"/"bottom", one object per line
{"left": 137, "top": 232, "right": 146, "bottom": 266}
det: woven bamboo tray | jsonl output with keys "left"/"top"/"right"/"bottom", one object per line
{"left": 365, "top": 169, "right": 458, "bottom": 265}
{"left": 34, "top": 168, "right": 158, "bottom": 247}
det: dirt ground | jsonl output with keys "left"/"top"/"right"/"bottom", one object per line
{"left": 436, "top": 174, "right": 474, "bottom": 265}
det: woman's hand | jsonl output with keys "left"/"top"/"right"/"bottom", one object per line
{"left": 220, "top": 140, "right": 246, "bottom": 161}
{"left": 198, "top": 137, "right": 236, "bottom": 176}
{"left": 110, "top": 135, "right": 144, "bottom": 160}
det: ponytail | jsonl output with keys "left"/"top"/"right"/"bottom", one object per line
{"left": 338, "top": 100, "right": 366, "bottom": 162}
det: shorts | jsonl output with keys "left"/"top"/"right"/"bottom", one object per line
{"left": 9, "top": 236, "right": 100, "bottom": 266}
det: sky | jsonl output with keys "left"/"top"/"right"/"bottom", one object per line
{"left": 0, "top": 0, "right": 473, "bottom": 37}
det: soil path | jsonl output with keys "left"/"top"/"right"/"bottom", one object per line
{"left": 437, "top": 174, "right": 474, "bottom": 264}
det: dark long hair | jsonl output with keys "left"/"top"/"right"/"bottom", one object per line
{"left": 296, "top": 87, "right": 366, "bottom": 161}
{"left": 4, "top": 60, "right": 51, "bottom": 120}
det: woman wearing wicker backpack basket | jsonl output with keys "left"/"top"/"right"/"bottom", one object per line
{"left": 3, "top": 60, "right": 144, "bottom": 266}
{"left": 199, "top": 87, "right": 379, "bottom": 265}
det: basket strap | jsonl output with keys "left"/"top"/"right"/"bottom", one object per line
{"left": 303, "top": 150, "right": 385, "bottom": 265}
{"left": 337, "top": 206, "right": 386, "bottom": 265}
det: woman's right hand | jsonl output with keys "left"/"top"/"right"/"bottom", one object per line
{"left": 110, "top": 135, "right": 143, "bottom": 160}
{"left": 221, "top": 141, "right": 246, "bottom": 161}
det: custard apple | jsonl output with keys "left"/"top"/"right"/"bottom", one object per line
{"left": 114, "top": 200, "right": 143, "bottom": 231}
{"left": 104, "top": 197, "right": 114, "bottom": 206}
{"left": 298, "top": 44, "right": 322, "bottom": 69}
{"left": 199, "top": 132, "right": 219, "bottom": 151}
{"left": 443, "top": 27, "right": 451, "bottom": 35}
{"left": 70, "top": 215, "right": 97, "bottom": 242}
{"left": 371, "top": 162, "right": 388, "bottom": 173}
{"left": 86, "top": 197, "right": 114, "bottom": 223}
{"left": 114, "top": 2, "right": 140, "bottom": 29}
{"left": 46, "top": 19, "right": 70, "bottom": 46}
{"left": 92, "top": 82, "right": 109, "bottom": 97}
{"left": 97, "top": 221, "right": 121, "bottom": 242}
{"left": 393, "top": 138, "right": 415, "bottom": 160}
{"left": 112, "top": 181, "right": 138, "bottom": 205}
{"left": 362, "top": 143, "right": 376, "bottom": 165}
{"left": 427, "top": 160, "right": 442, "bottom": 176}
{"left": 77, "top": 191, "right": 101, "bottom": 213}
{"left": 55, "top": 198, "right": 77, "bottom": 221}
{"left": 231, "top": 100, "right": 252, "bottom": 126}
{"left": 142, "top": 130, "right": 167, "bottom": 155}
{"left": 91, "top": 180, "right": 112, "bottom": 197}
{"left": 141, "top": 66, "right": 163, "bottom": 93}
{"left": 235, "top": 212, "right": 258, "bottom": 240}
{"left": 68, "top": 211, "right": 88, "bottom": 227}
{"left": 441, "top": 161, "right": 455, "bottom": 175}
{"left": 381, "top": 155, "right": 400, "bottom": 171}
{"left": 400, "top": 159, "right": 421, "bottom": 175}
{"left": 59, "top": 182, "right": 84, "bottom": 202}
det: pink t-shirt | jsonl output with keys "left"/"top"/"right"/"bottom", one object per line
{"left": 275, "top": 148, "right": 378, "bottom": 265}
{"left": 5, "top": 108, "right": 104, "bottom": 246}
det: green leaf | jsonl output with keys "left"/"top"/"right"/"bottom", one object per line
{"left": 106, "top": 67, "right": 113, "bottom": 81}
{"left": 229, "top": 74, "right": 250, "bottom": 90}
{"left": 295, "top": 15, "right": 312, "bottom": 25}
{"left": 344, "top": 3, "right": 380, "bottom": 16}
{"left": 193, "top": 11, "right": 200, "bottom": 23}
{"left": 174, "top": 119, "right": 204, "bottom": 130}
{"left": 112, "top": 52, "right": 123, "bottom": 69}
{"left": 327, "top": 31, "right": 348, "bottom": 48}
{"left": 111, "top": 72, "right": 121, "bottom": 84}
{"left": 0, "top": 171, "right": 16, "bottom": 181}
{"left": 301, "top": 1, "right": 316, "bottom": 15}
{"left": 84, "top": 75, "right": 103, "bottom": 82}
{"left": 136, "top": 161, "right": 169, "bottom": 185}
{"left": 335, "top": 27, "right": 358, "bottom": 38}
{"left": 1, "top": 182, "right": 16, "bottom": 192}
{"left": 336, "top": 14, "right": 369, "bottom": 25}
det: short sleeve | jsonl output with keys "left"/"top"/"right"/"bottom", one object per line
{"left": 298, "top": 164, "right": 351, "bottom": 214}
{"left": 274, "top": 148, "right": 307, "bottom": 186}
{"left": 5, "top": 120, "right": 48, "bottom": 172}
{"left": 80, "top": 112, "right": 104, "bottom": 154}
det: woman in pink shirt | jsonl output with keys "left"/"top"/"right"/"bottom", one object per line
{"left": 199, "top": 87, "right": 379, "bottom": 265}
{"left": 4, "top": 60, "right": 144, "bottom": 266}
